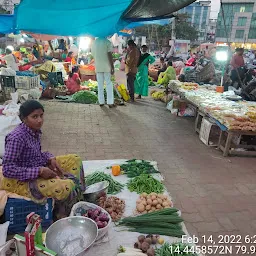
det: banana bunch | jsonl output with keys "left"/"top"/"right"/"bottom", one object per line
{"left": 151, "top": 91, "right": 165, "bottom": 100}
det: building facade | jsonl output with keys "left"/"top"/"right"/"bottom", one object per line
{"left": 215, "top": 0, "right": 256, "bottom": 47}
{"left": 207, "top": 19, "right": 217, "bottom": 42}
{"left": 178, "top": 1, "right": 211, "bottom": 41}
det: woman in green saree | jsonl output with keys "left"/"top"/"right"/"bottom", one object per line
{"left": 135, "top": 45, "right": 155, "bottom": 99}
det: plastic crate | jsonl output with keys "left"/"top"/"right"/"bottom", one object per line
{"left": 0, "top": 75, "right": 15, "bottom": 88}
{"left": 15, "top": 75, "right": 40, "bottom": 89}
{"left": 48, "top": 72, "right": 64, "bottom": 86}
{"left": 4, "top": 198, "right": 53, "bottom": 234}
{"left": 0, "top": 75, "right": 16, "bottom": 100}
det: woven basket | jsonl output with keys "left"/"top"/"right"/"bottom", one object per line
{"left": 79, "top": 69, "right": 96, "bottom": 76}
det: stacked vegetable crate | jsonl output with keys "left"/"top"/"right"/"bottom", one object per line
{"left": 15, "top": 75, "right": 40, "bottom": 89}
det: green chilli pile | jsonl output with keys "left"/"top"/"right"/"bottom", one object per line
{"left": 127, "top": 174, "right": 164, "bottom": 194}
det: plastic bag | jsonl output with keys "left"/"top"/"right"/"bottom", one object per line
{"left": 166, "top": 99, "right": 174, "bottom": 111}
{"left": 0, "top": 222, "right": 9, "bottom": 247}
{"left": 17, "top": 88, "right": 42, "bottom": 103}
{"left": 117, "top": 84, "right": 130, "bottom": 101}
{"left": 178, "top": 106, "right": 196, "bottom": 117}
{"left": 0, "top": 115, "right": 21, "bottom": 156}
{"left": 0, "top": 67, "right": 16, "bottom": 76}
{"left": 2, "top": 92, "right": 20, "bottom": 116}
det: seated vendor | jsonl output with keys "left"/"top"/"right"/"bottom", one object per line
{"left": 65, "top": 51, "right": 76, "bottom": 65}
{"left": 157, "top": 61, "right": 176, "bottom": 86}
{"left": 66, "top": 66, "right": 88, "bottom": 94}
{"left": 0, "top": 100, "right": 84, "bottom": 218}
{"left": 156, "top": 57, "right": 167, "bottom": 75}
{"left": 65, "top": 51, "right": 73, "bottom": 63}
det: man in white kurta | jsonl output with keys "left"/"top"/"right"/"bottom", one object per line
{"left": 91, "top": 38, "right": 115, "bottom": 107}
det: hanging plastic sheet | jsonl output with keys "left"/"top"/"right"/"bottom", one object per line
{"left": 0, "top": 15, "right": 15, "bottom": 34}
{"left": 122, "top": 0, "right": 196, "bottom": 21}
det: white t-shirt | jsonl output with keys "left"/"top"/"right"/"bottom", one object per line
{"left": 3, "top": 54, "right": 19, "bottom": 71}
{"left": 91, "top": 38, "right": 113, "bottom": 73}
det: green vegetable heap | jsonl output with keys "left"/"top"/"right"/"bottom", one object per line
{"left": 72, "top": 91, "right": 98, "bottom": 104}
{"left": 86, "top": 172, "right": 124, "bottom": 194}
{"left": 127, "top": 174, "right": 164, "bottom": 194}
{"left": 120, "top": 159, "right": 159, "bottom": 178}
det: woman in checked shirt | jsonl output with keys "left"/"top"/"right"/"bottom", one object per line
{"left": 0, "top": 100, "right": 84, "bottom": 218}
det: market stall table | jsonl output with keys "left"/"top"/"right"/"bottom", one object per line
{"left": 168, "top": 81, "right": 256, "bottom": 157}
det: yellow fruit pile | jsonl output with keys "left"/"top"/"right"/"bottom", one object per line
{"left": 151, "top": 91, "right": 165, "bottom": 100}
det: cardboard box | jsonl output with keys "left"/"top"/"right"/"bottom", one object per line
{"left": 199, "top": 117, "right": 221, "bottom": 146}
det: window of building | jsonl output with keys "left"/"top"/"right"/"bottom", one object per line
{"left": 216, "top": 29, "right": 228, "bottom": 38}
{"left": 235, "top": 30, "right": 244, "bottom": 38}
{"left": 237, "top": 17, "right": 247, "bottom": 26}
{"left": 248, "top": 13, "right": 256, "bottom": 39}
{"left": 240, "top": 6, "right": 245, "bottom": 13}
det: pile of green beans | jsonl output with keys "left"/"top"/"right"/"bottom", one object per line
{"left": 85, "top": 172, "right": 124, "bottom": 194}
{"left": 127, "top": 174, "right": 164, "bottom": 194}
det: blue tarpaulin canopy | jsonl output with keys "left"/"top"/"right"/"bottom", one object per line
{"left": 0, "top": 14, "right": 15, "bottom": 34}
{"left": 15, "top": 0, "right": 132, "bottom": 37}
{"left": 0, "top": 0, "right": 196, "bottom": 36}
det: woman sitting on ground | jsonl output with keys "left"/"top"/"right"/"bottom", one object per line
{"left": 157, "top": 61, "right": 176, "bottom": 86}
{"left": 65, "top": 51, "right": 76, "bottom": 65}
{"left": 0, "top": 100, "right": 84, "bottom": 218}
{"left": 66, "top": 66, "right": 88, "bottom": 94}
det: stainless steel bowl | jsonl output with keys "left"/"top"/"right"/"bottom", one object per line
{"left": 45, "top": 216, "right": 98, "bottom": 256}
{"left": 83, "top": 181, "right": 109, "bottom": 203}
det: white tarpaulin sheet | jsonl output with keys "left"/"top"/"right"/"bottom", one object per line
{"left": 82, "top": 160, "right": 197, "bottom": 256}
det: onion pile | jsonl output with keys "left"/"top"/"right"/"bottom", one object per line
{"left": 75, "top": 207, "right": 110, "bottom": 229}
{"left": 136, "top": 193, "right": 172, "bottom": 214}
{"left": 98, "top": 196, "right": 125, "bottom": 221}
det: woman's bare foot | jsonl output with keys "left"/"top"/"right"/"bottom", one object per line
{"left": 136, "top": 95, "right": 142, "bottom": 99}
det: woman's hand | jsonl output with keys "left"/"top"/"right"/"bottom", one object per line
{"left": 39, "top": 167, "right": 57, "bottom": 179}
{"left": 49, "top": 158, "right": 64, "bottom": 176}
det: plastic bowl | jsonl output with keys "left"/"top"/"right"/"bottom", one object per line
{"left": 70, "top": 201, "right": 112, "bottom": 240}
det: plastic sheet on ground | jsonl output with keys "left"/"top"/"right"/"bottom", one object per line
{"left": 82, "top": 160, "right": 198, "bottom": 256}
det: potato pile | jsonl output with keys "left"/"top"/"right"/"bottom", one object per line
{"left": 136, "top": 193, "right": 172, "bottom": 213}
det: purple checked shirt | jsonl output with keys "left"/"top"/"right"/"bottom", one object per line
{"left": 2, "top": 123, "right": 54, "bottom": 181}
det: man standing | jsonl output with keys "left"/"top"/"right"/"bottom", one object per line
{"left": 91, "top": 37, "right": 115, "bottom": 107}
{"left": 230, "top": 48, "right": 245, "bottom": 87}
{"left": 125, "top": 40, "right": 140, "bottom": 101}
